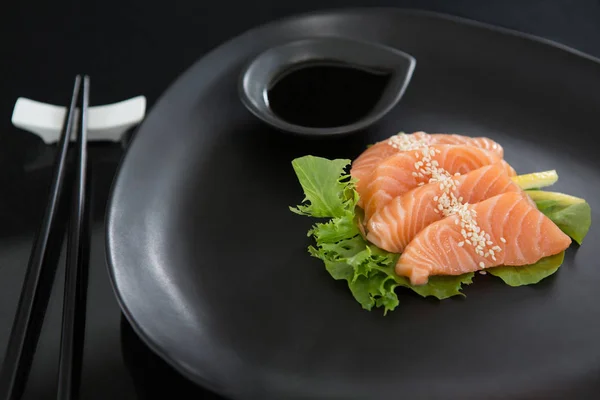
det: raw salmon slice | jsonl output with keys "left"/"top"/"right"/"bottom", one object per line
{"left": 396, "top": 192, "right": 572, "bottom": 285}
{"left": 429, "top": 133, "right": 504, "bottom": 156}
{"left": 351, "top": 132, "right": 504, "bottom": 199}
{"left": 367, "top": 164, "right": 526, "bottom": 253}
{"left": 361, "top": 144, "right": 516, "bottom": 220}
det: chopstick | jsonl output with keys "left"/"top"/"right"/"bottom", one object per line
{"left": 0, "top": 75, "right": 93, "bottom": 400}
{"left": 56, "top": 75, "right": 91, "bottom": 400}
{"left": 0, "top": 76, "right": 82, "bottom": 400}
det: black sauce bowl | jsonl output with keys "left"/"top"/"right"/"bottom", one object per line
{"left": 238, "top": 37, "right": 416, "bottom": 137}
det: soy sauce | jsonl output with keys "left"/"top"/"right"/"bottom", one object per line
{"left": 266, "top": 62, "right": 392, "bottom": 128}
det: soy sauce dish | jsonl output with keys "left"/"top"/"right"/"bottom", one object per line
{"left": 238, "top": 37, "right": 416, "bottom": 136}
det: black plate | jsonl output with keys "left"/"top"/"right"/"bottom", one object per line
{"left": 106, "top": 8, "right": 600, "bottom": 400}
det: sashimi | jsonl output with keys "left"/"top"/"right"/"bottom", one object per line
{"left": 396, "top": 192, "right": 572, "bottom": 285}
{"left": 360, "top": 144, "right": 516, "bottom": 220}
{"left": 350, "top": 131, "right": 504, "bottom": 199}
{"left": 430, "top": 133, "right": 504, "bottom": 156}
{"left": 367, "top": 164, "right": 526, "bottom": 253}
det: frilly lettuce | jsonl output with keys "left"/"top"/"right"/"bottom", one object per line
{"left": 290, "top": 157, "right": 358, "bottom": 219}
{"left": 290, "top": 155, "right": 591, "bottom": 314}
{"left": 290, "top": 156, "right": 473, "bottom": 314}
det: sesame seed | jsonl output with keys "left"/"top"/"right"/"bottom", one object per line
{"left": 397, "top": 135, "right": 505, "bottom": 260}
{"left": 387, "top": 132, "right": 431, "bottom": 151}
{"left": 500, "top": 237, "right": 507, "bottom": 243}
{"left": 479, "top": 271, "right": 487, "bottom": 275}
{"left": 479, "top": 262, "right": 485, "bottom": 268}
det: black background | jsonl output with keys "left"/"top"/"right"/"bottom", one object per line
{"left": 1, "top": 1, "right": 600, "bottom": 399}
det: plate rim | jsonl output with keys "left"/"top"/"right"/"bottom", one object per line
{"left": 105, "top": 7, "right": 600, "bottom": 398}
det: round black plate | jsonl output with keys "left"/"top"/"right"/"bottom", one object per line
{"left": 107, "top": 9, "right": 600, "bottom": 400}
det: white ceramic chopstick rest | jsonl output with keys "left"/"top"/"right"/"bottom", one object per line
{"left": 11, "top": 96, "right": 147, "bottom": 143}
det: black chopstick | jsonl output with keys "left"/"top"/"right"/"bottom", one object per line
{"left": 0, "top": 76, "right": 82, "bottom": 400}
{"left": 56, "top": 75, "right": 91, "bottom": 400}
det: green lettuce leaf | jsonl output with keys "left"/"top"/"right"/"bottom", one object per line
{"left": 291, "top": 156, "right": 473, "bottom": 314}
{"left": 310, "top": 235, "right": 401, "bottom": 314}
{"left": 527, "top": 190, "right": 591, "bottom": 244}
{"left": 487, "top": 252, "right": 565, "bottom": 286}
{"left": 290, "top": 156, "right": 591, "bottom": 312}
{"left": 308, "top": 214, "right": 359, "bottom": 242}
{"left": 408, "top": 273, "right": 475, "bottom": 299}
{"left": 289, "top": 156, "right": 357, "bottom": 218}
{"left": 309, "top": 234, "right": 473, "bottom": 314}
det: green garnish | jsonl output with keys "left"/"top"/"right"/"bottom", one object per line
{"left": 290, "top": 156, "right": 591, "bottom": 313}
{"left": 525, "top": 190, "right": 591, "bottom": 244}
{"left": 488, "top": 252, "right": 565, "bottom": 286}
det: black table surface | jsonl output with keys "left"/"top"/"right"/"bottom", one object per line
{"left": 2, "top": 1, "right": 600, "bottom": 399}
